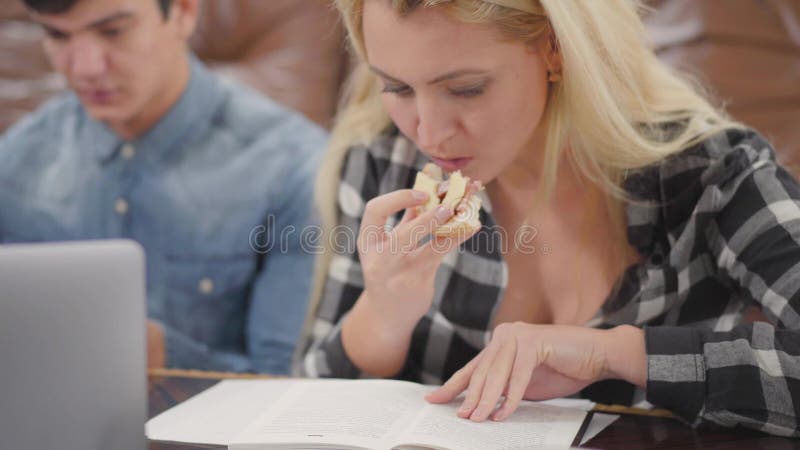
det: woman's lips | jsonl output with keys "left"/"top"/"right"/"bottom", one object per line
{"left": 431, "top": 156, "right": 474, "bottom": 172}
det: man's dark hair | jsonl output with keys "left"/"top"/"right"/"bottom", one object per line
{"left": 22, "top": 0, "right": 173, "bottom": 19}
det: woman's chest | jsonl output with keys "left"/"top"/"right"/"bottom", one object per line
{"left": 492, "top": 244, "right": 615, "bottom": 327}
{"left": 483, "top": 180, "right": 640, "bottom": 327}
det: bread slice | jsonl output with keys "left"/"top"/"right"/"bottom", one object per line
{"left": 433, "top": 195, "right": 482, "bottom": 238}
{"left": 411, "top": 163, "right": 482, "bottom": 238}
{"left": 412, "top": 171, "right": 441, "bottom": 213}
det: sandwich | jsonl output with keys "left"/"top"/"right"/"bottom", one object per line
{"left": 412, "top": 163, "right": 483, "bottom": 238}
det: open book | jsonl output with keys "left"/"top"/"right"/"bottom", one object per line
{"left": 147, "top": 378, "right": 591, "bottom": 450}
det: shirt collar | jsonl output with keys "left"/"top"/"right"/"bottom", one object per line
{"left": 84, "top": 55, "right": 225, "bottom": 164}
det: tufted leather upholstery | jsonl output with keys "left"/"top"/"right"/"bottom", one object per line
{"left": 2, "top": 0, "right": 797, "bottom": 163}
{"left": 644, "top": 0, "right": 800, "bottom": 170}
{"left": 0, "top": 0, "right": 347, "bottom": 130}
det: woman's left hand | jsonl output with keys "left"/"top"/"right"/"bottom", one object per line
{"left": 425, "top": 323, "right": 646, "bottom": 422}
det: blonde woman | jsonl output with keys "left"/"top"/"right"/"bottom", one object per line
{"left": 300, "top": 0, "right": 800, "bottom": 436}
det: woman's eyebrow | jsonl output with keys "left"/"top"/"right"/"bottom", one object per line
{"left": 369, "top": 65, "right": 489, "bottom": 85}
{"left": 428, "top": 69, "right": 489, "bottom": 84}
{"left": 369, "top": 65, "right": 403, "bottom": 83}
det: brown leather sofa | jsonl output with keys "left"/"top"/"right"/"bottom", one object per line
{"left": 0, "top": 0, "right": 347, "bottom": 130}
{"left": 644, "top": 0, "right": 800, "bottom": 170}
{"left": 1, "top": 0, "right": 798, "bottom": 168}
{"left": 191, "top": 0, "right": 347, "bottom": 128}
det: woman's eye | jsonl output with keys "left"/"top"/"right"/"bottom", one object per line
{"left": 382, "top": 84, "right": 414, "bottom": 97}
{"left": 449, "top": 85, "right": 485, "bottom": 98}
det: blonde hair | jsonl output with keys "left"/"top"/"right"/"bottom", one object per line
{"left": 298, "top": 0, "right": 740, "bottom": 354}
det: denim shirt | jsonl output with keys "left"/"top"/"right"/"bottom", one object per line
{"left": 0, "top": 57, "right": 326, "bottom": 374}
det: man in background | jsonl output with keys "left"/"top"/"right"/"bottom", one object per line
{"left": 0, "top": 0, "right": 326, "bottom": 374}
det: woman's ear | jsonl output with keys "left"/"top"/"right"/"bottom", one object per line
{"left": 540, "top": 24, "right": 563, "bottom": 81}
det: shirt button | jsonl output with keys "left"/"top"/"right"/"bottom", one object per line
{"left": 114, "top": 198, "right": 129, "bottom": 215}
{"left": 198, "top": 277, "right": 214, "bottom": 295}
{"left": 121, "top": 143, "right": 136, "bottom": 160}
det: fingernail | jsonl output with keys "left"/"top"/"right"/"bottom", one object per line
{"left": 412, "top": 190, "right": 428, "bottom": 201}
{"left": 457, "top": 406, "right": 470, "bottom": 416}
{"left": 436, "top": 205, "right": 453, "bottom": 220}
{"left": 470, "top": 408, "right": 483, "bottom": 420}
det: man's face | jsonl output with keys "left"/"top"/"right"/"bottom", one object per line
{"left": 32, "top": 0, "right": 193, "bottom": 128}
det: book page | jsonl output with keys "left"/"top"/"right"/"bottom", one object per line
{"left": 230, "top": 379, "right": 431, "bottom": 450}
{"left": 146, "top": 379, "right": 299, "bottom": 446}
{"left": 398, "top": 399, "right": 587, "bottom": 450}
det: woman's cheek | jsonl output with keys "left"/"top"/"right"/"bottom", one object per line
{"left": 383, "top": 97, "right": 418, "bottom": 141}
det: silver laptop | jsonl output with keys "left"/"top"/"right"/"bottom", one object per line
{"left": 0, "top": 240, "right": 147, "bottom": 450}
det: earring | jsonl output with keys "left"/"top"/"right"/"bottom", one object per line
{"left": 548, "top": 71, "right": 562, "bottom": 82}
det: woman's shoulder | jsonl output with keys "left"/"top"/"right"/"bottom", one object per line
{"left": 339, "top": 126, "right": 429, "bottom": 195}
{"left": 625, "top": 127, "right": 779, "bottom": 202}
{"left": 665, "top": 127, "right": 775, "bottom": 179}
{"left": 621, "top": 126, "right": 788, "bottom": 255}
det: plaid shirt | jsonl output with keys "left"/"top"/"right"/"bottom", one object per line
{"left": 300, "top": 126, "right": 800, "bottom": 436}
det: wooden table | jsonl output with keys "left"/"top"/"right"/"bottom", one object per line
{"left": 147, "top": 370, "right": 800, "bottom": 449}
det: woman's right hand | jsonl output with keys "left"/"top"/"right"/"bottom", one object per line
{"left": 357, "top": 189, "right": 474, "bottom": 328}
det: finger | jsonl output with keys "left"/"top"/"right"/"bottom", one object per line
{"left": 400, "top": 197, "right": 425, "bottom": 224}
{"left": 394, "top": 204, "right": 454, "bottom": 250}
{"left": 469, "top": 335, "right": 517, "bottom": 422}
{"left": 411, "top": 222, "right": 479, "bottom": 263}
{"left": 398, "top": 205, "right": 420, "bottom": 226}
{"left": 359, "top": 190, "right": 429, "bottom": 247}
{"left": 425, "top": 352, "right": 483, "bottom": 404}
{"left": 457, "top": 339, "right": 502, "bottom": 419}
{"left": 492, "top": 340, "right": 539, "bottom": 421}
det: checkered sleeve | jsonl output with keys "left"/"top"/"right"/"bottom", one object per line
{"left": 646, "top": 131, "right": 800, "bottom": 436}
{"left": 298, "top": 145, "right": 380, "bottom": 378}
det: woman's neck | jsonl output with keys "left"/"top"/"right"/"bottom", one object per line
{"left": 489, "top": 145, "right": 591, "bottom": 221}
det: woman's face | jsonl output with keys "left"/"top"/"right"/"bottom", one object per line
{"left": 363, "top": 0, "right": 553, "bottom": 184}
